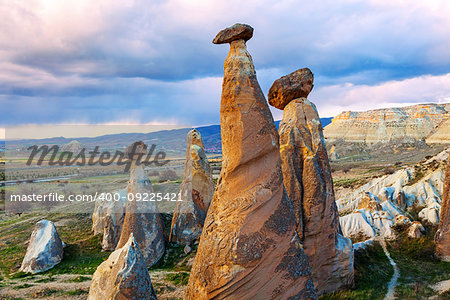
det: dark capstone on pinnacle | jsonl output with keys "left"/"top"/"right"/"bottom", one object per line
{"left": 212, "top": 23, "right": 254, "bottom": 44}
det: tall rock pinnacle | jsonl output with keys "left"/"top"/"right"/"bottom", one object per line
{"left": 170, "top": 129, "right": 214, "bottom": 244}
{"left": 116, "top": 141, "right": 165, "bottom": 267}
{"left": 184, "top": 24, "right": 317, "bottom": 299}
{"left": 270, "top": 70, "right": 354, "bottom": 294}
{"left": 435, "top": 158, "right": 450, "bottom": 261}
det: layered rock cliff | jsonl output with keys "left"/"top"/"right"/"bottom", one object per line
{"left": 324, "top": 103, "right": 450, "bottom": 144}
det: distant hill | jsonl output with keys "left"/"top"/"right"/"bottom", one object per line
{"left": 6, "top": 118, "right": 333, "bottom": 155}
{"left": 324, "top": 103, "right": 450, "bottom": 145}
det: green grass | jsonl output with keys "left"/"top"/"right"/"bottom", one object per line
{"left": 165, "top": 272, "right": 189, "bottom": 286}
{"left": 150, "top": 243, "right": 195, "bottom": 272}
{"left": 64, "top": 275, "right": 90, "bottom": 282}
{"left": 320, "top": 242, "right": 393, "bottom": 300}
{"left": 34, "top": 274, "right": 55, "bottom": 283}
{"left": 12, "top": 283, "right": 33, "bottom": 289}
{"left": 333, "top": 177, "right": 364, "bottom": 189}
{"left": 66, "top": 288, "right": 89, "bottom": 295}
{"left": 387, "top": 224, "right": 450, "bottom": 299}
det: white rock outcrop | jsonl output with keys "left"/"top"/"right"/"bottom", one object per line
{"left": 88, "top": 233, "right": 157, "bottom": 300}
{"left": 20, "top": 220, "right": 64, "bottom": 274}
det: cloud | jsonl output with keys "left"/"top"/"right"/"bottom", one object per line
{"left": 0, "top": 0, "right": 450, "bottom": 126}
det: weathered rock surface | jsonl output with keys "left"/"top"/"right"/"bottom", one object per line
{"left": 324, "top": 103, "right": 450, "bottom": 144}
{"left": 212, "top": 23, "right": 253, "bottom": 44}
{"left": 435, "top": 158, "right": 450, "bottom": 261}
{"left": 268, "top": 68, "right": 314, "bottom": 110}
{"left": 185, "top": 24, "right": 317, "bottom": 299}
{"left": 20, "top": 220, "right": 63, "bottom": 274}
{"left": 277, "top": 97, "right": 354, "bottom": 294}
{"left": 88, "top": 233, "right": 157, "bottom": 300}
{"left": 116, "top": 141, "right": 165, "bottom": 267}
{"left": 336, "top": 149, "right": 449, "bottom": 241}
{"left": 170, "top": 129, "right": 214, "bottom": 244}
{"left": 408, "top": 221, "right": 425, "bottom": 238}
{"left": 92, "top": 189, "right": 127, "bottom": 251}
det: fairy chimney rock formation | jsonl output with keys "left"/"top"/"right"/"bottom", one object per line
{"left": 88, "top": 234, "right": 157, "bottom": 300}
{"left": 270, "top": 69, "right": 354, "bottom": 294}
{"left": 92, "top": 189, "right": 127, "bottom": 251}
{"left": 116, "top": 141, "right": 165, "bottom": 267}
{"left": 170, "top": 129, "right": 214, "bottom": 244}
{"left": 20, "top": 220, "right": 64, "bottom": 274}
{"left": 268, "top": 68, "right": 314, "bottom": 110}
{"left": 184, "top": 24, "right": 317, "bottom": 299}
{"left": 435, "top": 158, "right": 450, "bottom": 261}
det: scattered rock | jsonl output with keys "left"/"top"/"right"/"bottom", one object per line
{"left": 435, "top": 158, "right": 450, "bottom": 261}
{"left": 92, "top": 189, "right": 127, "bottom": 251}
{"left": 268, "top": 68, "right": 314, "bottom": 110}
{"left": 185, "top": 24, "right": 317, "bottom": 299}
{"left": 212, "top": 23, "right": 253, "bottom": 44}
{"left": 88, "top": 233, "right": 157, "bottom": 300}
{"left": 20, "top": 220, "right": 63, "bottom": 274}
{"left": 408, "top": 221, "right": 425, "bottom": 238}
{"left": 278, "top": 97, "right": 354, "bottom": 294}
{"left": 169, "top": 129, "right": 214, "bottom": 244}
{"left": 116, "top": 141, "right": 165, "bottom": 267}
{"left": 184, "top": 245, "right": 192, "bottom": 255}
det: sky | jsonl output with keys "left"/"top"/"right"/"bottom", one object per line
{"left": 1, "top": 0, "right": 450, "bottom": 130}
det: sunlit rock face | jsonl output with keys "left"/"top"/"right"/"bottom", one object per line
{"left": 324, "top": 103, "right": 450, "bottom": 144}
{"left": 116, "top": 141, "right": 165, "bottom": 267}
{"left": 88, "top": 234, "right": 157, "bottom": 300}
{"left": 170, "top": 129, "right": 214, "bottom": 245}
{"left": 20, "top": 220, "right": 64, "bottom": 274}
{"left": 184, "top": 24, "right": 317, "bottom": 300}
{"left": 336, "top": 149, "right": 449, "bottom": 241}
{"left": 436, "top": 159, "right": 450, "bottom": 261}
{"left": 277, "top": 96, "right": 354, "bottom": 294}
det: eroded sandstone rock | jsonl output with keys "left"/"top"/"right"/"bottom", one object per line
{"left": 116, "top": 141, "right": 165, "bottom": 267}
{"left": 435, "top": 158, "right": 450, "bottom": 261}
{"left": 408, "top": 221, "right": 425, "bottom": 239}
{"left": 169, "top": 129, "right": 214, "bottom": 244}
{"left": 184, "top": 24, "right": 317, "bottom": 299}
{"left": 92, "top": 189, "right": 127, "bottom": 251}
{"left": 268, "top": 68, "right": 314, "bottom": 110}
{"left": 20, "top": 220, "right": 63, "bottom": 274}
{"left": 212, "top": 23, "right": 253, "bottom": 44}
{"left": 88, "top": 233, "right": 157, "bottom": 300}
{"left": 277, "top": 97, "right": 354, "bottom": 294}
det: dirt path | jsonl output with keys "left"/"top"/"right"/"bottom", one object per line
{"left": 379, "top": 238, "right": 399, "bottom": 300}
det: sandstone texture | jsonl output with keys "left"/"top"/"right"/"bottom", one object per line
{"left": 92, "top": 189, "right": 127, "bottom": 251}
{"left": 435, "top": 158, "right": 450, "bottom": 261}
{"left": 20, "top": 220, "right": 64, "bottom": 274}
{"left": 212, "top": 23, "right": 253, "bottom": 44}
{"left": 336, "top": 149, "right": 449, "bottom": 241}
{"left": 170, "top": 129, "right": 214, "bottom": 244}
{"left": 324, "top": 103, "right": 450, "bottom": 144}
{"left": 185, "top": 24, "right": 317, "bottom": 299}
{"left": 88, "top": 233, "right": 157, "bottom": 300}
{"left": 116, "top": 141, "right": 165, "bottom": 267}
{"left": 277, "top": 98, "right": 354, "bottom": 294}
{"left": 408, "top": 221, "right": 425, "bottom": 238}
{"left": 268, "top": 68, "right": 314, "bottom": 110}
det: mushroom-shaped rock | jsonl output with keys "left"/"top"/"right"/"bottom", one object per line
{"left": 268, "top": 68, "right": 314, "bottom": 110}
{"left": 185, "top": 25, "right": 317, "bottom": 299}
{"left": 279, "top": 98, "right": 354, "bottom": 294}
{"left": 88, "top": 234, "right": 157, "bottom": 300}
{"left": 170, "top": 129, "right": 214, "bottom": 244}
{"left": 92, "top": 189, "right": 127, "bottom": 251}
{"left": 435, "top": 158, "right": 450, "bottom": 261}
{"left": 116, "top": 142, "right": 165, "bottom": 267}
{"left": 212, "top": 23, "right": 253, "bottom": 44}
{"left": 408, "top": 222, "right": 425, "bottom": 238}
{"left": 20, "top": 220, "right": 64, "bottom": 274}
